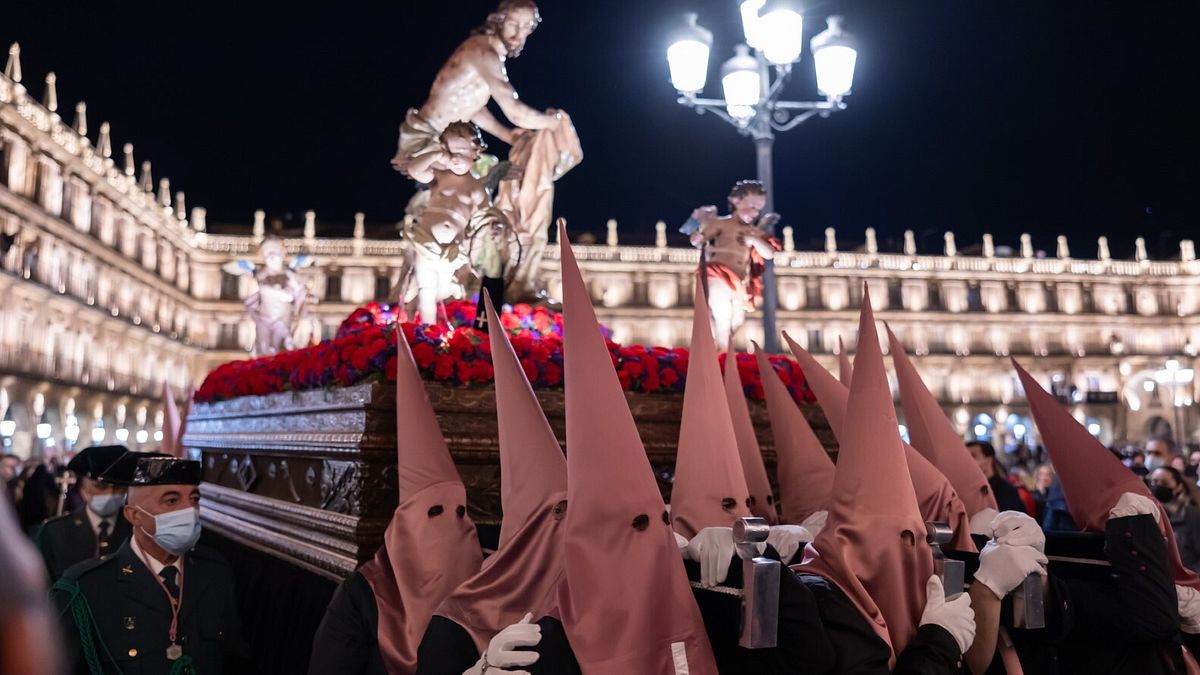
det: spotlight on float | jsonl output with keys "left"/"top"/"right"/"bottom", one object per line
{"left": 91, "top": 425, "right": 106, "bottom": 443}
{"left": 135, "top": 429, "right": 149, "bottom": 444}
{"left": 36, "top": 422, "right": 51, "bottom": 440}
{"left": 154, "top": 429, "right": 164, "bottom": 442}
{"left": 115, "top": 428, "right": 129, "bottom": 442}
{"left": 0, "top": 420, "right": 14, "bottom": 437}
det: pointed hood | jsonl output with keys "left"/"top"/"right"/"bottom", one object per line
{"left": 723, "top": 352, "right": 779, "bottom": 524}
{"left": 556, "top": 221, "right": 718, "bottom": 675}
{"left": 1014, "top": 359, "right": 1200, "bottom": 590}
{"left": 359, "top": 329, "right": 483, "bottom": 675}
{"left": 670, "top": 279, "right": 752, "bottom": 538}
{"left": 161, "top": 382, "right": 182, "bottom": 458}
{"left": 837, "top": 336, "right": 854, "bottom": 387}
{"left": 799, "top": 292, "right": 934, "bottom": 659}
{"left": 784, "top": 297, "right": 974, "bottom": 552}
{"left": 176, "top": 386, "right": 194, "bottom": 456}
{"left": 436, "top": 294, "right": 569, "bottom": 653}
{"left": 755, "top": 345, "right": 834, "bottom": 524}
{"left": 888, "top": 326, "right": 997, "bottom": 517}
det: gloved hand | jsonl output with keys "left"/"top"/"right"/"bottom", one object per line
{"left": 919, "top": 575, "right": 976, "bottom": 654}
{"left": 464, "top": 613, "right": 540, "bottom": 675}
{"left": 800, "top": 510, "right": 829, "bottom": 538}
{"left": 1109, "top": 492, "right": 1161, "bottom": 525}
{"left": 990, "top": 511, "right": 1045, "bottom": 552}
{"left": 974, "top": 541, "right": 1048, "bottom": 599}
{"left": 674, "top": 531, "right": 690, "bottom": 556}
{"left": 968, "top": 507, "right": 1001, "bottom": 536}
{"left": 765, "top": 525, "right": 813, "bottom": 562}
{"left": 1178, "top": 585, "right": 1200, "bottom": 634}
{"left": 686, "top": 527, "right": 750, "bottom": 588}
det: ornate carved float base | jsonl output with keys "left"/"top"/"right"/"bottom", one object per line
{"left": 187, "top": 381, "right": 834, "bottom": 581}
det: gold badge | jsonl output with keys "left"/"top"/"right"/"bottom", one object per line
{"left": 121, "top": 566, "right": 134, "bottom": 575}
{"left": 127, "top": 648, "right": 138, "bottom": 657}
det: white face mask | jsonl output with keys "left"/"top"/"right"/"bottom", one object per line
{"left": 1145, "top": 455, "right": 1167, "bottom": 472}
{"left": 88, "top": 492, "right": 125, "bottom": 518}
{"left": 137, "top": 506, "right": 201, "bottom": 556}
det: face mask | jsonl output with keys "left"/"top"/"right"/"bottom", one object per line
{"left": 88, "top": 493, "right": 124, "bottom": 518}
{"left": 138, "top": 506, "right": 201, "bottom": 556}
{"left": 1145, "top": 456, "right": 1167, "bottom": 472}
{"left": 1153, "top": 485, "right": 1176, "bottom": 504}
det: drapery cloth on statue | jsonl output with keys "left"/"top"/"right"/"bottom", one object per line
{"left": 392, "top": 109, "right": 444, "bottom": 179}
{"left": 703, "top": 238, "right": 780, "bottom": 311}
{"left": 494, "top": 113, "right": 583, "bottom": 293}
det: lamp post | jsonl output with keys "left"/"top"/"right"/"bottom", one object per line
{"left": 1155, "top": 359, "right": 1195, "bottom": 444}
{"left": 668, "top": 3, "right": 858, "bottom": 353}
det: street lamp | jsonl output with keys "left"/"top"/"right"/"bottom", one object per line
{"left": 1155, "top": 359, "right": 1195, "bottom": 443}
{"left": 668, "top": 9, "right": 858, "bottom": 352}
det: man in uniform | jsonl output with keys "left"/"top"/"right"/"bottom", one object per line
{"left": 51, "top": 451, "right": 245, "bottom": 675}
{"left": 35, "top": 445, "right": 132, "bottom": 580}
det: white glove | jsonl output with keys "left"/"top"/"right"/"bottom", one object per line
{"left": 686, "top": 527, "right": 750, "bottom": 588}
{"left": 919, "top": 575, "right": 976, "bottom": 654}
{"left": 765, "top": 525, "right": 813, "bottom": 562}
{"left": 465, "top": 613, "right": 540, "bottom": 675}
{"left": 675, "top": 531, "right": 690, "bottom": 556}
{"left": 1109, "top": 492, "right": 1161, "bottom": 525}
{"left": 974, "top": 541, "right": 1048, "bottom": 599}
{"left": 990, "top": 511, "right": 1045, "bottom": 552}
{"left": 968, "top": 508, "right": 1001, "bottom": 536}
{"left": 1179, "top": 585, "right": 1200, "bottom": 634}
{"left": 800, "top": 510, "right": 829, "bottom": 538}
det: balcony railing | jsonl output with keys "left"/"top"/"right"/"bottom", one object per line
{"left": 0, "top": 346, "right": 166, "bottom": 397}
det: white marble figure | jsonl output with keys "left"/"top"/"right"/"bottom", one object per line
{"left": 223, "top": 238, "right": 313, "bottom": 356}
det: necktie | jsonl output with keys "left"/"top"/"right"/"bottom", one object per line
{"left": 97, "top": 520, "right": 111, "bottom": 553}
{"left": 159, "top": 566, "right": 181, "bottom": 601}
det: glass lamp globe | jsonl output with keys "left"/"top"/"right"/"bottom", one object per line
{"left": 668, "top": 12, "right": 713, "bottom": 94}
{"left": 758, "top": 0, "right": 804, "bottom": 66}
{"left": 721, "top": 44, "right": 761, "bottom": 120}
{"left": 811, "top": 15, "right": 859, "bottom": 98}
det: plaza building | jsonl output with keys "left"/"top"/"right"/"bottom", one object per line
{"left": 2, "top": 44, "right": 1197, "bottom": 459}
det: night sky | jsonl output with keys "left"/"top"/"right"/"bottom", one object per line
{"left": 4, "top": 1, "right": 1196, "bottom": 257}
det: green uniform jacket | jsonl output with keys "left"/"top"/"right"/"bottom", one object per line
{"left": 52, "top": 538, "right": 247, "bottom": 675}
{"left": 35, "top": 507, "right": 132, "bottom": 581}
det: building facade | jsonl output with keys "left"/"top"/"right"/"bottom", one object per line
{"left": 2, "top": 45, "right": 1198, "bottom": 460}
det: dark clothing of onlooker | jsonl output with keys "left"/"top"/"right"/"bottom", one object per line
{"left": 1165, "top": 500, "right": 1200, "bottom": 574}
{"left": 989, "top": 474, "right": 1027, "bottom": 515}
{"left": 1042, "top": 480, "right": 1079, "bottom": 532}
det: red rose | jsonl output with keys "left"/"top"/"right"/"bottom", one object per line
{"left": 521, "top": 358, "right": 538, "bottom": 383}
{"left": 433, "top": 354, "right": 455, "bottom": 380}
{"left": 385, "top": 356, "right": 398, "bottom": 382}
{"left": 542, "top": 362, "right": 561, "bottom": 386}
{"left": 412, "top": 342, "right": 436, "bottom": 368}
{"left": 617, "top": 370, "right": 633, "bottom": 390}
{"left": 470, "top": 360, "right": 494, "bottom": 383}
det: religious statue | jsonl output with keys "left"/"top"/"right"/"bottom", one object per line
{"left": 687, "top": 180, "right": 781, "bottom": 349}
{"left": 223, "top": 238, "right": 314, "bottom": 356}
{"left": 392, "top": 0, "right": 582, "bottom": 303}
{"left": 399, "top": 122, "right": 519, "bottom": 323}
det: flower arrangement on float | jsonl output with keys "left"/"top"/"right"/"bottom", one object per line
{"left": 196, "top": 300, "right": 814, "bottom": 405}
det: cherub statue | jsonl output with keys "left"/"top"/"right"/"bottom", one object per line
{"left": 223, "top": 238, "right": 313, "bottom": 356}
{"left": 400, "top": 122, "right": 518, "bottom": 323}
{"left": 688, "top": 180, "right": 782, "bottom": 349}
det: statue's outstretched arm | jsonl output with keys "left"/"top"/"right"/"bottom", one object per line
{"left": 471, "top": 107, "right": 514, "bottom": 145}
{"left": 475, "top": 49, "right": 556, "bottom": 130}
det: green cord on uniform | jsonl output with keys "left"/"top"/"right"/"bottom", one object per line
{"left": 51, "top": 578, "right": 128, "bottom": 675}
{"left": 52, "top": 578, "right": 200, "bottom": 675}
